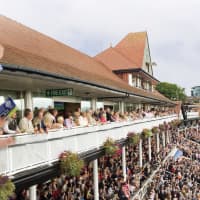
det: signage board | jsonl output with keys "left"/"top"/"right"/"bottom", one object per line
{"left": 45, "top": 88, "right": 73, "bottom": 97}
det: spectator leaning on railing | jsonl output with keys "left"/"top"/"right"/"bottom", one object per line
{"left": 3, "top": 110, "right": 21, "bottom": 134}
{"left": 19, "top": 108, "right": 34, "bottom": 134}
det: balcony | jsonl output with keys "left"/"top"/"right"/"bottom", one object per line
{"left": 0, "top": 114, "right": 177, "bottom": 176}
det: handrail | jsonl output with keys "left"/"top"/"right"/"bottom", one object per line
{"left": 0, "top": 115, "right": 177, "bottom": 176}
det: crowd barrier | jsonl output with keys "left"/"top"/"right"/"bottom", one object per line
{"left": 0, "top": 115, "right": 177, "bottom": 175}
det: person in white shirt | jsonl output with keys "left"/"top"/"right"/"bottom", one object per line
{"left": 79, "top": 112, "right": 88, "bottom": 126}
{"left": 19, "top": 108, "right": 34, "bottom": 133}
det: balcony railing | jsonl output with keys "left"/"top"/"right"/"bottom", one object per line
{"left": 187, "top": 111, "right": 199, "bottom": 119}
{"left": 0, "top": 114, "right": 177, "bottom": 175}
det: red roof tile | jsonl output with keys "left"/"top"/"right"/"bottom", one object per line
{"left": 0, "top": 16, "right": 174, "bottom": 104}
{"left": 95, "top": 32, "right": 147, "bottom": 70}
{"left": 95, "top": 47, "right": 137, "bottom": 70}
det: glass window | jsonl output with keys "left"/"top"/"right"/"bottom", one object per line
{"left": 81, "top": 100, "right": 91, "bottom": 111}
{"left": 33, "top": 97, "right": 54, "bottom": 109}
{"left": 97, "top": 102, "right": 104, "bottom": 110}
{"left": 132, "top": 76, "right": 137, "bottom": 87}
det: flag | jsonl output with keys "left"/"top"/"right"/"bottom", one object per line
{"left": 0, "top": 97, "right": 17, "bottom": 118}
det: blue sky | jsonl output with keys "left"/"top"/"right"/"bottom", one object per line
{"left": 1, "top": 0, "right": 200, "bottom": 95}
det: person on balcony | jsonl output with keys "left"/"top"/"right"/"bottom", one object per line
{"left": 19, "top": 108, "right": 34, "bottom": 133}
{"left": 86, "top": 110, "right": 97, "bottom": 125}
{"left": 79, "top": 112, "right": 89, "bottom": 127}
{"left": 33, "top": 108, "right": 46, "bottom": 133}
{"left": 64, "top": 112, "right": 74, "bottom": 128}
{"left": 0, "top": 116, "right": 14, "bottom": 147}
{"left": 106, "top": 107, "right": 115, "bottom": 122}
{"left": 57, "top": 116, "right": 64, "bottom": 128}
{"left": 3, "top": 111, "right": 21, "bottom": 134}
{"left": 99, "top": 110, "right": 107, "bottom": 124}
{"left": 43, "top": 108, "right": 58, "bottom": 129}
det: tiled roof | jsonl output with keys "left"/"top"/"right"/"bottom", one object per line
{"left": 95, "top": 32, "right": 147, "bottom": 70}
{"left": 0, "top": 16, "right": 173, "bottom": 104}
{"left": 95, "top": 47, "right": 136, "bottom": 70}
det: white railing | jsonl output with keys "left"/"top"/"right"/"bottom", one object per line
{"left": 187, "top": 111, "right": 199, "bottom": 119}
{"left": 0, "top": 115, "right": 177, "bottom": 175}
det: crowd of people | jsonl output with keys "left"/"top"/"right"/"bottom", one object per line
{"left": 145, "top": 130, "right": 200, "bottom": 200}
{"left": 0, "top": 107, "right": 175, "bottom": 135}
{"left": 14, "top": 127, "right": 175, "bottom": 200}
{"left": 185, "top": 128, "right": 200, "bottom": 144}
{"left": 13, "top": 126, "right": 198, "bottom": 200}
{"left": 1, "top": 113, "right": 197, "bottom": 200}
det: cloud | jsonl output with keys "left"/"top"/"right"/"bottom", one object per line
{"left": 1, "top": 0, "right": 200, "bottom": 95}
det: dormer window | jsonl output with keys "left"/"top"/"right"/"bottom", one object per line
{"left": 146, "top": 62, "right": 150, "bottom": 73}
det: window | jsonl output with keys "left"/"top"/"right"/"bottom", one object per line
{"left": 132, "top": 76, "right": 137, "bottom": 87}
{"left": 33, "top": 97, "right": 53, "bottom": 109}
{"left": 81, "top": 101, "right": 91, "bottom": 111}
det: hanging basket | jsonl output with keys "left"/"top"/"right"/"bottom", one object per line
{"left": 141, "top": 129, "right": 152, "bottom": 139}
{"left": 127, "top": 132, "right": 140, "bottom": 145}
{"left": 151, "top": 127, "right": 159, "bottom": 134}
{"left": 159, "top": 124, "right": 165, "bottom": 131}
{"left": 103, "top": 138, "right": 119, "bottom": 156}
{"left": 172, "top": 119, "right": 181, "bottom": 128}
{"left": 0, "top": 175, "right": 15, "bottom": 200}
{"left": 59, "top": 151, "right": 84, "bottom": 177}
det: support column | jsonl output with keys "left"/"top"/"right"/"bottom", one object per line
{"left": 166, "top": 130, "right": 170, "bottom": 144}
{"left": 24, "top": 91, "right": 33, "bottom": 110}
{"left": 119, "top": 101, "right": 125, "bottom": 114}
{"left": 139, "top": 139, "right": 143, "bottom": 168}
{"left": 122, "top": 146, "right": 127, "bottom": 181}
{"left": 148, "top": 137, "right": 151, "bottom": 162}
{"left": 93, "top": 159, "right": 99, "bottom": 200}
{"left": 29, "top": 185, "right": 36, "bottom": 200}
{"left": 162, "top": 132, "right": 165, "bottom": 148}
{"left": 91, "top": 98, "right": 97, "bottom": 111}
{"left": 156, "top": 133, "right": 160, "bottom": 153}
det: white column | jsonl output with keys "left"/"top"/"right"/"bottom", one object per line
{"left": 119, "top": 101, "right": 125, "bottom": 114}
{"left": 139, "top": 139, "right": 143, "bottom": 168}
{"left": 29, "top": 185, "right": 37, "bottom": 200}
{"left": 91, "top": 98, "right": 97, "bottom": 111}
{"left": 156, "top": 133, "right": 160, "bottom": 153}
{"left": 162, "top": 132, "right": 165, "bottom": 148}
{"left": 166, "top": 130, "right": 170, "bottom": 144}
{"left": 24, "top": 91, "right": 33, "bottom": 110}
{"left": 93, "top": 159, "right": 99, "bottom": 200}
{"left": 122, "top": 146, "right": 127, "bottom": 181}
{"left": 148, "top": 137, "right": 151, "bottom": 162}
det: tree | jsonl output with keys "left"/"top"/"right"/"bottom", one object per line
{"left": 156, "top": 82, "right": 186, "bottom": 101}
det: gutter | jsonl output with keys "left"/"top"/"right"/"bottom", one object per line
{"left": 113, "top": 68, "right": 160, "bottom": 83}
{"left": 1, "top": 63, "right": 175, "bottom": 105}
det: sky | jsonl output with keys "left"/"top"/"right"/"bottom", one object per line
{"left": 0, "top": 0, "right": 200, "bottom": 95}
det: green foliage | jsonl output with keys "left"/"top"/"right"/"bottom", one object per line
{"left": 156, "top": 82, "right": 186, "bottom": 101}
{"left": 127, "top": 132, "right": 140, "bottom": 145}
{"left": 103, "top": 138, "right": 119, "bottom": 155}
{"left": 169, "top": 119, "right": 181, "bottom": 129}
{"left": 0, "top": 176, "right": 15, "bottom": 200}
{"left": 151, "top": 127, "right": 159, "bottom": 134}
{"left": 141, "top": 129, "right": 152, "bottom": 139}
{"left": 60, "top": 151, "right": 84, "bottom": 177}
